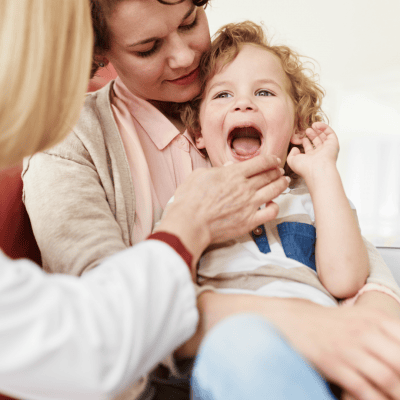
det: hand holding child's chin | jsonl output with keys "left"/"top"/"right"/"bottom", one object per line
{"left": 286, "top": 122, "right": 340, "bottom": 182}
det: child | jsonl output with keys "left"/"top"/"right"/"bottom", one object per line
{"left": 179, "top": 21, "right": 370, "bottom": 305}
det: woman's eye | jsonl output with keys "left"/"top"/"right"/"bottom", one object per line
{"left": 136, "top": 40, "right": 161, "bottom": 58}
{"left": 179, "top": 11, "right": 198, "bottom": 32}
{"left": 256, "top": 90, "right": 274, "bottom": 97}
{"left": 214, "top": 92, "right": 232, "bottom": 99}
{"left": 136, "top": 10, "right": 198, "bottom": 58}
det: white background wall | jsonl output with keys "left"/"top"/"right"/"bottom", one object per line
{"left": 205, "top": 0, "right": 400, "bottom": 245}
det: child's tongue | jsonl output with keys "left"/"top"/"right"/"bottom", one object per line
{"left": 232, "top": 137, "right": 261, "bottom": 156}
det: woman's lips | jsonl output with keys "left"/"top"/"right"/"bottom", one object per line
{"left": 167, "top": 67, "right": 199, "bottom": 86}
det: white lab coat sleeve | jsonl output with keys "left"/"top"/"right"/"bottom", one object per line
{"left": 0, "top": 240, "right": 198, "bottom": 400}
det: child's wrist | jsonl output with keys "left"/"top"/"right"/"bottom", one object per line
{"left": 302, "top": 161, "right": 339, "bottom": 188}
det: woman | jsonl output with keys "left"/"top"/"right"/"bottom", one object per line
{"left": 0, "top": 1, "right": 287, "bottom": 399}
{"left": 22, "top": 0, "right": 400, "bottom": 399}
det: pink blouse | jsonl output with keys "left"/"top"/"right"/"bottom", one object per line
{"left": 111, "top": 77, "right": 211, "bottom": 243}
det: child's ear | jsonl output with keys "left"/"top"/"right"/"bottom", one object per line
{"left": 290, "top": 129, "right": 304, "bottom": 145}
{"left": 195, "top": 132, "right": 206, "bottom": 149}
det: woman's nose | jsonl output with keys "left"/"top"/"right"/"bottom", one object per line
{"left": 167, "top": 33, "right": 195, "bottom": 70}
{"left": 232, "top": 96, "right": 258, "bottom": 112}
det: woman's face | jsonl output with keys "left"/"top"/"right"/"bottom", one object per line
{"left": 104, "top": 0, "right": 210, "bottom": 103}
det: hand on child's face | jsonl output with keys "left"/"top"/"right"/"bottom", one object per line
{"left": 197, "top": 44, "right": 298, "bottom": 169}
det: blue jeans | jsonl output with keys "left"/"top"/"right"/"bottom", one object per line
{"left": 191, "top": 314, "right": 337, "bottom": 400}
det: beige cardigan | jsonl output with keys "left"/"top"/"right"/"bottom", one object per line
{"left": 23, "top": 82, "right": 134, "bottom": 275}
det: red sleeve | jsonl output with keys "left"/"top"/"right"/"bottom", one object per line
{"left": 146, "top": 232, "right": 192, "bottom": 269}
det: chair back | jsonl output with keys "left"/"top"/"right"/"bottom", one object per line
{"left": 0, "top": 164, "right": 41, "bottom": 264}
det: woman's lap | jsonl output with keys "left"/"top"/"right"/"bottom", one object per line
{"left": 191, "top": 314, "right": 338, "bottom": 400}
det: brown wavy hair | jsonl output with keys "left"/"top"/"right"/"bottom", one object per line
{"left": 90, "top": 0, "right": 210, "bottom": 78}
{"left": 181, "top": 21, "right": 326, "bottom": 177}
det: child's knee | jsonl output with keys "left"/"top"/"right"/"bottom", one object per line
{"left": 192, "top": 313, "right": 334, "bottom": 400}
{"left": 196, "top": 313, "right": 290, "bottom": 372}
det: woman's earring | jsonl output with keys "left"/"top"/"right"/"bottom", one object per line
{"left": 98, "top": 62, "right": 105, "bottom": 68}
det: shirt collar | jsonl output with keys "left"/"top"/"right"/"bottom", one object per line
{"left": 182, "top": 130, "right": 206, "bottom": 158}
{"left": 113, "top": 77, "right": 179, "bottom": 150}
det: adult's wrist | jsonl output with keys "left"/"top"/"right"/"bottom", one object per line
{"left": 147, "top": 231, "right": 193, "bottom": 269}
{"left": 154, "top": 203, "right": 210, "bottom": 273}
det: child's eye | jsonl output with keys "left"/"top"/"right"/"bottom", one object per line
{"left": 256, "top": 90, "right": 274, "bottom": 97}
{"left": 214, "top": 92, "right": 232, "bottom": 99}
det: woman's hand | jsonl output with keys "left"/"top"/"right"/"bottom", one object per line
{"left": 288, "top": 304, "right": 400, "bottom": 400}
{"left": 339, "top": 290, "right": 400, "bottom": 400}
{"left": 178, "top": 292, "right": 400, "bottom": 400}
{"left": 287, "top": 122, "right": 339, "bottom": 181}
{"left": 156, "top": 154, "right": 289, "bottom": 269}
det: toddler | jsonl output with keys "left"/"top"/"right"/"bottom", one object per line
{"left": 178, "top": 21, "right": 370, "bottom": 305}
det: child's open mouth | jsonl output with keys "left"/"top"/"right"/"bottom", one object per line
{"left": 228, "top": 124, "right": 263, "bottom": 160}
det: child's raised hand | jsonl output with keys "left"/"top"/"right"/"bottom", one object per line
{"left": 286, "top": 122, "right": 339, "bottom": 180}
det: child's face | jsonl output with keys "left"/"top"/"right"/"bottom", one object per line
{"left": 197, "top": 44, "right": 301, "bottom": 168}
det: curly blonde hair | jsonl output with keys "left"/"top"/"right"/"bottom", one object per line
{"left": 181, "top": 21, "right": 326, "bottom": 177}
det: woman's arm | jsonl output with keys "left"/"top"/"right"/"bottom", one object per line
{"left": 353, "top": 289, "right": 400, "bottom": 317}
{"left": 342, "top": 290, "right": 400, "bottom": 400}
{"left": 0, "top": 242, "right": 197, "bottom": 400}
{"left": 287, "top": 122, "right": 369, "bottom": 298}
{"left": 178, "top": 291, "right": 400, "bottom": 400}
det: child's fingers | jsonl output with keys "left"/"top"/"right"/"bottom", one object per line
{"left": 305, "top": 127, "right": 329, "bottom": 144}
{"left": 311, "top": 121, "right": 329, "bottom": 132}
{"left": 305, "top": 127, "right": 318, "bottom": 140}
{"left": 302, "top": 136, "right": 315, "bottom": 152}
{"left": 288, "top": 146, "right": 301, "bottom": 157}
{"left": 286, "top": 147, "right": 299, "bottom": 167}
{"left": 312, "top": 135, "right": 323, "bottom": 147}
{"left": 312, "top": 122, "right": 338, "bottom": 139}
{"left": 304, "top": 128, "right": 324, "bottom": 143}
{"left": 317, "top": 132, "right": 328, "bottom": 142}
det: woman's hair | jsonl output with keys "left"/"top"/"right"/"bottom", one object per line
{"left": 182, "top": 21, "right": 326, "bottom": 177}
{"left": 0, "top": 0, "right": 93, "bottom": 169}
{"left": 90, "top": 0, "right": 210, "bottom": 78}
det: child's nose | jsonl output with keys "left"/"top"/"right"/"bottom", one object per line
{"left": 233, "top": 96, "right": 258, "bottom": 112}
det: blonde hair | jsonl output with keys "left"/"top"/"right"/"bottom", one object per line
{"left": 0, "top": 0, "right": 93, "bottom": 169}
{"left": 182, "top": 21, "right": 326, "bottom": 176}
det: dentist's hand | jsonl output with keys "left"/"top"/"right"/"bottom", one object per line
{"left": 155, "top": 154, "right": 289, "bottom": 270}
